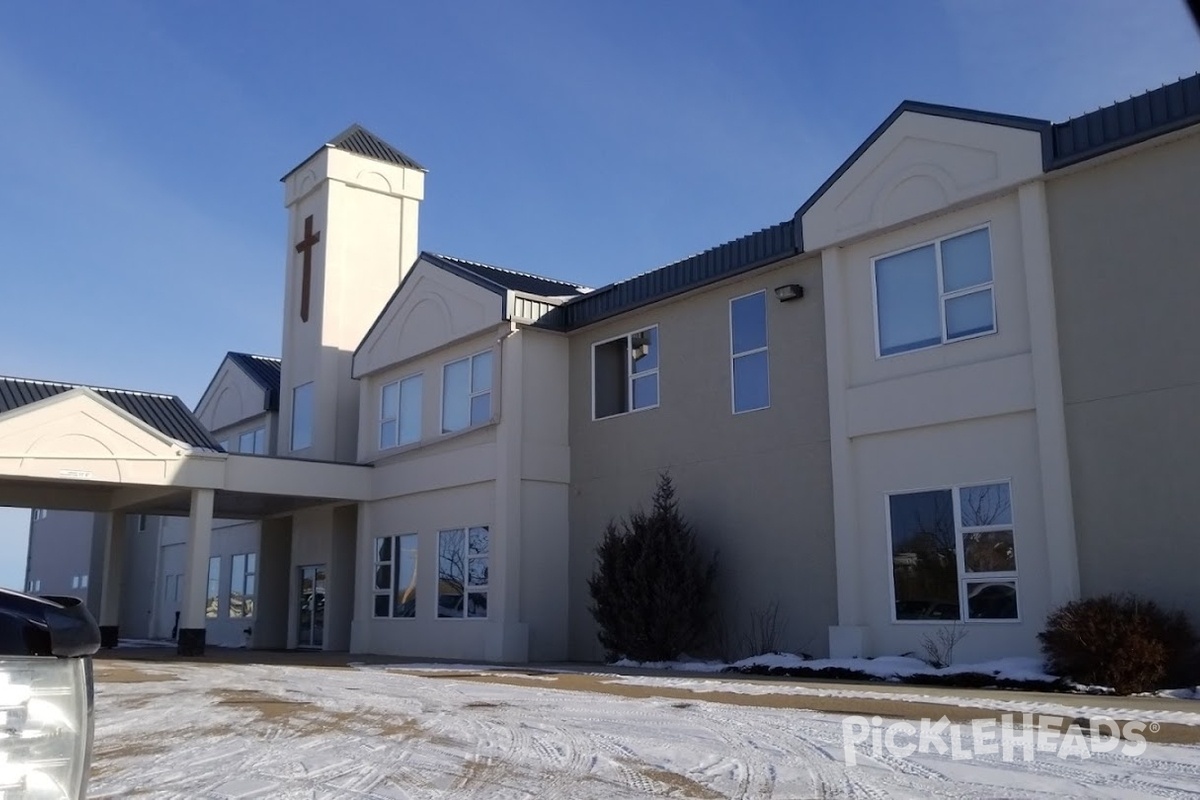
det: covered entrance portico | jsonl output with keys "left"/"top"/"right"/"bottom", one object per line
{"left": 0, "top": 384, "right": 371, "bottom": 655}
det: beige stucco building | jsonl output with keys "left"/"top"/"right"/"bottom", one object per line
{"left": 12, "top": 76, "right": 1200, "bottom": 663}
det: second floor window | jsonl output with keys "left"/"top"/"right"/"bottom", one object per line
{"left": 380, "top": 374, "right": 423, "bottom": 450}
{"left": 238, "top": 427, "right": 267, "bottom": 455}
{"left": 291, "top": 382, "right": 314, "bottom": 450}
{"left": 730, "top": 291, "right": 769, "bottom": 413}
{"left": 874, "top": 226, "right": 995, "bottom": 357}
{"left": 442, "top": 352, "right": 493, "bottom": 434}
{"left": 593, "top": 325, "right": 659, "bottom": 419}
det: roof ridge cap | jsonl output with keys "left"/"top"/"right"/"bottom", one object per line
{"left": 0, "top": 375, "right": 182, "bottom": 400}
{"left": 426, "top": 252, "right": 590, "bottom": 289}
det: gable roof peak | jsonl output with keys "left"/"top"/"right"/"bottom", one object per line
{"left": 328, "top": 123, "right": 426, "bottom": 172}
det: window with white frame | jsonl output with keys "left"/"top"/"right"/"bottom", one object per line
{"left": 888, "top": 481, "right": 1018, "bottom": 622}
{"left": 372, "top": 534, "right": 418, "bottom": 618}
{"left": 592, "top": 326, "right": 659, "bottom": 419}
{"left": 874, "top": 226, "right": 995, "bottom": 357}
{"left": 380, "top": 374, "right": 423, "bottom": 449}
{"left": 238, "top": 427, "right": 267, "bottom": 455}
{"left": 441, "top": 352, "right": 492, "bottom": 434}
{"left": 437, "top": 527, "right": 488, "bottom": 618}
{"left": 228, "top": 553, "right": 257, "bottom": 618}
{"left": 206, "top": 556, "right": 221, "bottom": 619}
{"left": 80, "top": 574, "right": 88, "bottom": 589}
{"left": 291, "top": 382, "right": 314, "bottom": 450}
{"left": 730, "top": 291, "right": 769, "bottom": 413}
{"left": 137, "top": 514, "right": 148, "bottom": 532}
{"left": 31, "top": 509, "right": 47, "bottom": 522}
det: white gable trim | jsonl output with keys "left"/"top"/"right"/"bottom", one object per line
{"left": 353, "top": 257, "right": 506, "bottom": 379}
{"left": 801, "top": 110, "right": 1045, "bottom": 251}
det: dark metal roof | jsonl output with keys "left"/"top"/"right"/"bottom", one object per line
{"left": 281, "top": 124, "right": 425, "bottom": 181}
{"left": 330, "top": 124, "right": 425, "bottom": 171}
{"left": 0, "top": 377, "right": 223, "bottom": 451}
{"left": 1046, "top": 74, "right": 1200, "bottom": 169}
{"left": 551, "top": 221, "right": 800, "bottom": 330}
{"left": 424, "top": 252, "right": 589, "bottom": 298}
{"left": 226, "top": 352, "right": 282, "bottom": 411}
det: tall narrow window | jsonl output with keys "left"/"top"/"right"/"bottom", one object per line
{"left": 291, "top": 382, "right": 314, "bottom": 450}
{"left": 372, "top": 536, "right": 393, "bottom": 618}
{"left": 206, "top": 556, "right": 221, "bottom": 619}
{"left": 888, "top": 481, "right": 1017, "bottom": 622}
{"left": 874, "top": 226, "right": 995, "bottom": 357}
{"left": 592, "top": 326, "right": 659, "bottom": 419}
{"left": 438, "top": 527, "right": 488, "bottom": 618}
{"left": 373, "top": 534, "right": 418, "bottom": 618}
{"left": 442, "top": 352, "right": 493, "bottom": 434}
{"left": 394, "top": 534, "right": 417, "bottom": 618}
{"left": 228, "top": 553, "right": 257, "bottom": 618}
{"left": 730, "top": 291, "right": 769, "bottom": 413}
{"left": 137, "top": 514, "right": 148, "bottom": 532}
{"left": 380, "top": 374, "right": 423, "bottom": 450}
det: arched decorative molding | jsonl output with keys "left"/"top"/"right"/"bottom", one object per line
{"left": 355, "top": 170, "right": 393, "bottom": 193}
{"left": 397, "top": 295, "right": 453, "bottom": 348}
{"left": 210, "top": 382, "right": 245, "bottom": 430}
{"left": 297, "top": 169, "right": 318, "bottom": 196}
{"left": 20, "top": 432, "right": 123, "bottom": 482}
{"left": 871, "top": 163, "right": 956, "bottom": 231}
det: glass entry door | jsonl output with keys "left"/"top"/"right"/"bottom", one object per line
{"left": 297, "top": 565, "right": 326, "bottom": 649}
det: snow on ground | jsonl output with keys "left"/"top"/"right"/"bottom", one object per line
{"left": 89, "top": 659, "right": 1200, "bottom": 799}
{"left": 614, "top": 654, "right": 1062, "bottom": 682}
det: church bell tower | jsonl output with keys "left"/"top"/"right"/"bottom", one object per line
{"left": 278, "top": 125, "right": 425, "bottom": 462}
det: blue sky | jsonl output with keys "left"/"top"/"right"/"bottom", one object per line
{"left": 0, "top": 0, "right": 1197, "bottom": 589}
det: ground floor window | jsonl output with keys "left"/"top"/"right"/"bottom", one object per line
{"left": 373, "top": 534, "right": 417, "bottom": 618}
{"left": 888, "top": 481, "right": 1017, "bottom": 622}
{"left": 229, "top": 553, "right": 257, "bottom": 618}
{"left": 438, "top": 527, "right": 488, "bottom": 619}
{"left": 206, "top": 556, "right": 221, "bottom": 618}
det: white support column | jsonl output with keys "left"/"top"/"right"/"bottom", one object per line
{"left": 822, "top": 246, "right": 867, "bottom": 658}
{"left": 1019, "top": 180, "right": 1081, "bottom": 605}
{"left": 177, "top": 488, "right": 215, "bottom": 656}
{"left": 97, "top": 511, "right": 127, "bottom": 648}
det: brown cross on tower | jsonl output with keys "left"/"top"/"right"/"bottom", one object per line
{"left": 294, "top": 215, "right": 322, "bottom": 323}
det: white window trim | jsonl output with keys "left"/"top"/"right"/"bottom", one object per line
{"left": 871, "top": 223, "right": 997, "bottom": 360}
{"left": 729, "top": 290, "right": 770, "bottom": 415}
{"left": 237, "top": 427, "right": 267, "bottom": 455}
{"left": 437, "top": 526, "right": 489, "bottom": 620}
{"left": 373, "top": 533, "right": 418, "bottom": 619}
{"left": 206, "top": 555, "right": 222, "bottom": 620}
{"left": 227, "top": 553, "right": 256, "bottom": 619}
{"left": 440, "top": 352, "right": 493, "bottom": 435}
{"left": 379, "top": 373, "right": 423, "bottom": 451}
{"left": 590, "top": 324, "right": 661, "bottom": 421}
{"left": 884, "top": 478, "right": 1020, "bottom": 625}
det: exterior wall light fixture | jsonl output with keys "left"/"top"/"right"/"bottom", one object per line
{"left": 774, "top": 284, "right": 804, "bottom": 302}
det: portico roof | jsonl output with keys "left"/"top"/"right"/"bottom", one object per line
{"left": 0, "top": 381, "right": 371, "bottom": 519}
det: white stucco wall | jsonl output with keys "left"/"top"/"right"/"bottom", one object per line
{"left": 814, "top": 111, "right": 1076, "bottom": 661}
